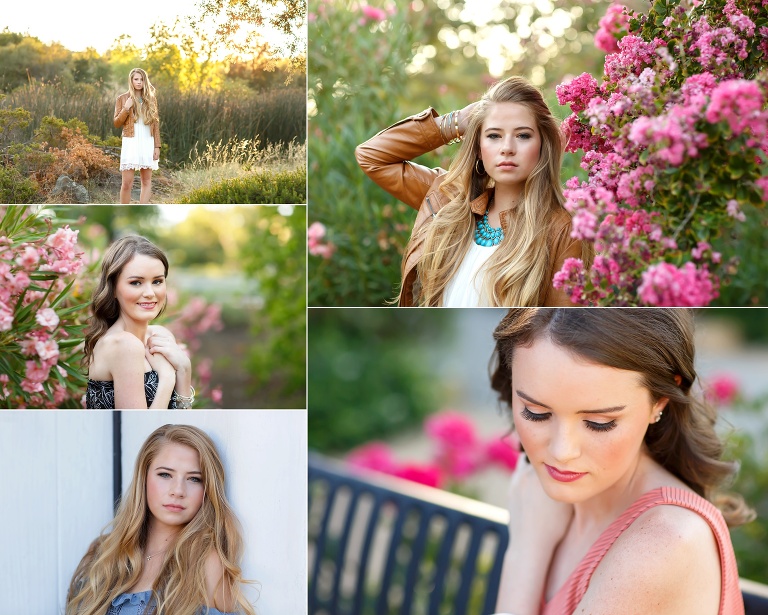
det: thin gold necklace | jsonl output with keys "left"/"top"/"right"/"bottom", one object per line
{"left": 145, "top": 547, "right": 167, "bottom": 561}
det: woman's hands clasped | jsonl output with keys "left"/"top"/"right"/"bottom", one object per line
{"left": 146, "top": 329, "right": 191, "bottom": 375}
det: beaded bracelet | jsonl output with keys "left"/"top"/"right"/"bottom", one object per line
{"left": 175, "top": 385, "right": 195, "bottom": 409}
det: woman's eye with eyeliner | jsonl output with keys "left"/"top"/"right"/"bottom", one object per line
{"left": 521, "top": 407, "right": 549, "bottom": 422}
{"left": 585, "top": 420, "right": 617, "bottom": 433}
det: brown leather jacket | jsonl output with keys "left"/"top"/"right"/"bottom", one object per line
{"left": 355, "top": 108, "right": 586, "bottom": 306}
{"left": 114, "top": 92, "right": 161, "bottom": 149}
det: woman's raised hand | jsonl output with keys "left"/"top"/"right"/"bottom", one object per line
{"left": 507, "top": 455, "right": 574, "bottom": 551}
{"left": 123, "top": 97, "right": 134, "bottom": 111}
{"left": 144, "top": 344, "right": 175, "bottom": 380}
{"left": 146, "top": 330, "right": 191, "bottom": 374}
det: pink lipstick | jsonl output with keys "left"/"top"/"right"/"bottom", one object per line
{"left": 545, "top": 463, "right": 587, "bottom": 483}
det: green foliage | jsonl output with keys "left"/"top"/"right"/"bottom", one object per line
{"left": 240, "top": 206, "right": 306, "bottom": 407}
{"left": 179, "top": 167, "right": 306, "bottom": 203}
{"left": 727, "top": 392, "right": 768, "bottom": 585}
{"left": 0, "top": 166, "right": 41, "bottom": 203}
{"left": 0, "top": 35, "right": 72, "bottom": 92}
{"left": 0, "top": 105, "right": 31, "bottom": 145}
{"left": 308, "top": 310, "right": 454, "bottom": 452}
{"left": 308, "top": 1, "right": 428, "bottom": 306}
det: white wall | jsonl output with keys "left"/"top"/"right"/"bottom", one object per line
{"left": 0, "top": 412, "right": 113, "bottom": 615}
{"left": 0, "top": 410, "right": 306, "bottom": 615}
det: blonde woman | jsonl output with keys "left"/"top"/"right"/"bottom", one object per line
{"left": 355, "top": 76, "right": 591, "bottom": 307}
{"left": 66, "top": 424, "right": 256, "bottom": 615}
{"left": 114, "top": 68, "right": 161, "bottom": 204}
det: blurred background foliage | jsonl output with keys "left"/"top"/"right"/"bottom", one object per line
{"left": 308, "top": 308, "right": 768, "bottom": 582}
{"left": 55, "top": 204, "right": 306, "bottom": 408}
{"left": 307, "top": 0, "right": 767, "bottom": 306}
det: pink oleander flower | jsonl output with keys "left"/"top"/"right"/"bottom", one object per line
{"left": 347, "top": 441, "right": 398, "bottom": 474}
{"left": 309, "top": 242, "right": 337, "bottom": 260}
{"left": 638, "top": 261, "right": 717, "bottom": 306}
{"left": 21, "top": 379, "right": 44, "bottom": 394}
{"left": 361, "top": 5, "right": 387, "bottom": 22}
{"left": 485, "top": 436, "right": 520, "bottom": 471}
{"left": 595, "top": 4, "right": 630, "bottom": 54}
{"left": 34, "top": 338, "right": 60, "bottom": 362}
{"left": 35, "top": 308, "right": 60, "bottom": 330}
{"left": 0, "top": 304, "right": 13, "bottom": 331}
{"left": 705, "top": 374, "right": 740, "bottom": 405}
{"left": 394, "top": 463, "right": 442, "bottom": 488}
{"left": 25, "top": 360, "right": 51, "bottom": 383}
{"left": 16, "top": 246, "right": 40, "bottom": 270}
{"left": 10, "top": 271, "right": 31, "bottom": 293}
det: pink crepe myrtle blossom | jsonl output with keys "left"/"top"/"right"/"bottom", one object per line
{"left": 556, "top": 73, "right": 599, "bottom": 114}
{"left": 348, "top": 441, "right": 398, "bottom": 474}
{"left": 726, "top": 200, "right": 746, "bottom": 222}
{"left": 595, "top": 4, "right": 630, "bottom": 53}
{"left": 394, "top": 463, "right": 442, "bottom": 488}
{"left": 638, "top": 262, "right": 717, "bottom": 306}
{"left": 705, "top": 79, "right": 767, "bottom": 137}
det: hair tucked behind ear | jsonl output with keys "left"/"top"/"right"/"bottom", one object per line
{"left": 66, "top": 424, "right": 257, "bottom": 615}
{"left": 83, "top": 235, "right": 169, "bottom": 369}
{"left": 490, "top": 308, "right": 755, "bottom": 528}
{"left": 401, "top": 76, "right": 575, "bottom": 306}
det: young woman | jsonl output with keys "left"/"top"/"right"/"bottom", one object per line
{"left": 490, "top": 309, "right": 753, "bottom": 615}
{"left": 84, "top": 235, "right": 194, "bottom": 409}
{"left": 355, "top": 76, "right": 590, "bottom": 307}
{"left": 66, "top": 424, "right": 256, "bottom": 615}
{"left": 114, "top": 68, "right": 161, "bottom": 204}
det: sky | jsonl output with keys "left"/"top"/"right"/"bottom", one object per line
{"left": 1, "top": 0, "right": 298, "bottom": 55}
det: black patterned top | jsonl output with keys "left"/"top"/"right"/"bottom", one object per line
{"left": 86, "top": 371, "right": 178, "bottom": 409}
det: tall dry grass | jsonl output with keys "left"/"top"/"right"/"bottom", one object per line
{"left": 3, "top": 82, "right": 306, "bottom": 164}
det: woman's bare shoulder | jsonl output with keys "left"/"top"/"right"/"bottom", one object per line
{"left": 577, "top": 503, "right": 721, "bottom": 615}
{"left": 90, "top": 332, "right": 145, "bottom": 379}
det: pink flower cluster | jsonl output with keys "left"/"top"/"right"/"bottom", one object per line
{"left": 551, "top": 0, "right": 768, "bottom": 306}
{"left": 347, "top": 410, "right": 520, "bottom": 489}
{"left": 0, "top": 224, "right": 85, "bottom": 408}
{"left": 308, "top": 221, "right": 337, "bottom": 260}
{"left": 594, "top": 4, "right": 630, "bottom": 54}
{"left": 637, "top": 261, "right": 717, "bottom": 306}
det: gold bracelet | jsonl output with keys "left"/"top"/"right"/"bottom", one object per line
{"left": 454, "top": 109, "right": 460, "bottom": 140}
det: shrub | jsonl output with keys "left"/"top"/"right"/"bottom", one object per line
{"left": 0, "top": 206, "right": 89, "bottom": 409}
{"left": 0, "top": 167, "right": 41, "bottom": 204}
{"left": 179, "top": 167, "right": 306, "bottom": 204}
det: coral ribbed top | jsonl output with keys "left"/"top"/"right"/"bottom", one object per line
{"left": 541, "top": 486, "right": 744, "bottom": 615}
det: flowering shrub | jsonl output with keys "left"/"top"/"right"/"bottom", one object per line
{"left": 554, "top": 0, "right": 768, "bottom": 305}
{"left": 347, "top": 410, "right": 520, "bottom": 490}
{"left": 307, "top": 221, "right": 336, "bottom": 259}
{"left": 0, "top": 207, "right": 89, "bottom": 408}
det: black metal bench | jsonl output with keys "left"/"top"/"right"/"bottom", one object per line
{"left": 309, "top": 453, "right": 768, "bottom": 615}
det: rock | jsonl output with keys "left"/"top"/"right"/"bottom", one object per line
{"left": 51, "top": 175, "right": 90, "bottom": 204}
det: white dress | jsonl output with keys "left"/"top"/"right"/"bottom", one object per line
{"left": 443, "top": 243, "right": 498, "bottom": 306}
{"left": 120, "top": 105, "right": 158, "bottom": 171}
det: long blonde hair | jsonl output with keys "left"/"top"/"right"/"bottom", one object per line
{"left": 128, "top": 67, "right": 159, "bottom": 126}
{"left": 402, "top": 76, "right": 570, "bottom": 306}
{"left": 66, "top": 424, "right": 257, "bottom": 615}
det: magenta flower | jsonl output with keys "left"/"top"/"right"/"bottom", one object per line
{"left": 425, "top": 410, "right": 477, "bottom": 448}
{"left": 638, "top": 262, "right": 717, "bottom": 306}
{"left": 361, "top": 5, "right": 388, "bottom": 22}
{"left": 485, "top": 437, "right": 520, "bottom": 471}
{"left": 705, "top": 374, "right": 740, "bottom": 405}
{"left": 394, "top": 463, "right": 442, "bottom": 488}
{"left": 595, "top": 4, "right": 630, "bottom": 53}
{"left": 347, "top": 441, "right": 398, "bottom": 474}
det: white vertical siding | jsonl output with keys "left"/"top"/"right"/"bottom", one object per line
{"left": 0, "top": 412, "right": 113, "bottom": 615}
{"left": 0, "top": 410, "right": 307, "bottom": 615}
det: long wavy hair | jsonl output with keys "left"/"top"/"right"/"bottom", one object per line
{"left": 82, "top": 235, "right": 169, "bottom": 370}
{"left": 490, "top": 308, "right": 755, "bottom": 527}
{"left": 128, "top": 67, "right": 159, "bottom": 126}
{"left": 66, "top": 424, "right": 257, "bottom": 615}
{"left": 402, "top": 76, "right": 573, "bottom": 306}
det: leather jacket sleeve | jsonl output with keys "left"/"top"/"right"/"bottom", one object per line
{"left": 355, "top": 108, "right": 448, "bottom": 211}
{"left": 114, "top": 94, "right": 130, "bottom": 128}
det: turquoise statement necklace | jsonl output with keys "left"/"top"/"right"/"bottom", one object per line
{"left": 475, "top": 195, "right": 509, "bottom": 247}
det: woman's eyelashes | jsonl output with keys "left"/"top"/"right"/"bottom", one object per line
{"left": 157, "top": 472, "right": 203, "bottom": 483}
{"left": 520, "top": 406, "right": 618, "bottom": 432}
{"left": 486, "top": 132, "right": 532, "bottom": 140}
